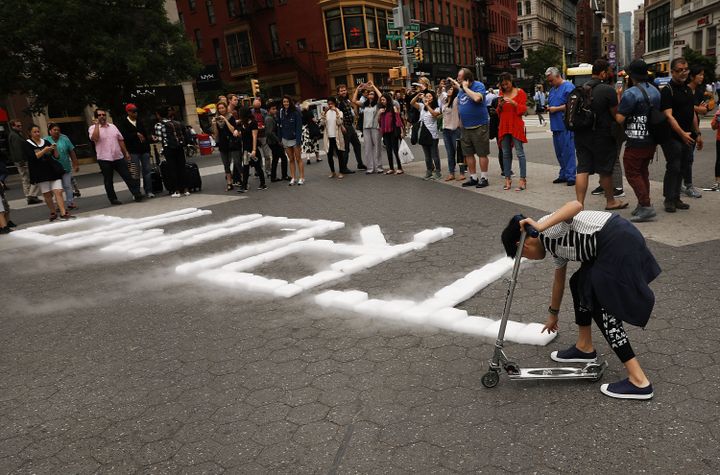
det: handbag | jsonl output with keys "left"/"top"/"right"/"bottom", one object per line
{"left": 418, "top": 121, "right": 434, "bottom": 147}
{"left": 49, "top": 157, "right": 66, "bottom": 179}
{"left": 410, "top": 121, "right": 420, "bottom": 145}
{"left": 127, "top": 158, "right": 140, "bottom": 180}
{"left": 638, "top": 85, "right": 670, "bottom": 145}
{"left": 398, "top": 139, "right": 415, "bottom": 164}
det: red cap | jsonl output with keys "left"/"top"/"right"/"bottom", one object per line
{"left": 125, "top": 103, "right": 138, "bottom": 112}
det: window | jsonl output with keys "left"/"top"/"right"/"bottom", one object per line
{"left": 455, "top": 36, "right": 460, "bottom": 63}
{"left": 377, "top": 9, "right": 389, "bottom": 50}
{"left": 297, "top": 38, "right": 306, "bottom": 50}
{"left": 343, "top": 7, "right": 366, "bottom": 49}
{"left": 325, "top": 9, "right": 344, "bottom": 52}
{"left": 647, "top": 4, "right": 670, "bottom": 52}
{"left": 334, "top": 75, "right": 348, "bottom": 89}
{"left": 206, "top": 0, "right": 215, "bottom": 24}
{"left": 708, "top": 26, "right": 717, "bottom": 52}
{"left": 430, "top": 0, "right": 435, "bottom": 22}
{"left": 179, "top": 12, "right": 184, "bottom": 28}
{"left": 419, "top": 0, "right": 425, "bottom": 22}
{"left": 189, "top": 0, "right": 196, "bottom": 10}
{"left": 269, "top": 23, "right": 280, "bottom": 56}
{"left": 438, "top": 1, "right": 443, "bottom": 23}
{"left": 227, "top": 0, "right": 236, "bottom": 17}
{"left": 213, "top": 38, "right": 223, "bottom": 70}
{"left": 238, "top": 0, "right": 247, "bottom": 14}
{"left": 525, "top": 0, "right": 531, "bottom": 15}
{"left": 194, "top": 29, "right": 202, "bottom": 50}
{"left": 517, "top": 2, "right": 522, "bottom": 16}
{"left": 527, "top": 24, "right": 532, "bottom": 39}
{"left": 226, "top": 30, "right": 253, "bottom": 69}
{"left": 365, "top": 8, "right": 377, "bottom": 48}
{"left": 460, "top": 7, "right": 465, "bottom": 28}
{"left": 693, "top": 30, "right": 703, "bottom": 51}
{"left": 446, "top": 2, "right": 450, "bottom": 24}
{"left": 453, "top": 6, "right": 458, "bottom": 26}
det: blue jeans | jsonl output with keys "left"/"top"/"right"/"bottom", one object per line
{"left": 130, "top": 152, "right": 153, "bottom": 195}
{"left": 501, "top": 135, "right": 527, "bottom": 178}
{"left": 442, "top": 128, "right": 461, "bottom": 173}
{"left": 552, "top": 130, "right": 576, "bottom": 181}
{"left": 61, "top": 172, "right": 73, "bottom": 206}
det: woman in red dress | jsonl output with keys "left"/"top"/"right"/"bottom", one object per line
{"left": 497, "top": 72, "right": 528, "bottom": 191}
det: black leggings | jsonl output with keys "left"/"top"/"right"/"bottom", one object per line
{"left": 382, "top": 132, "right": 402, "bottom": 170}
{"left": 326, "top": 137, "right": 345, "bottom": 173}
{"left": 241, "top": 154, "right": 265, "bottom": 189}
{"left": 570, "top": 271, "right": 635, "bottom": 363}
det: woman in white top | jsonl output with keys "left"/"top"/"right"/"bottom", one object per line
{"left": 320, "top": 97, "right": 346, "bottom": 179}
{"left": 352, "top": 81, "right": 383, "bottom": 174}
{"left": 439, "top": 82, "right": 463, "bottom": 181}
{"left": 411, "top": 91, "right": 442, "bottom": 180}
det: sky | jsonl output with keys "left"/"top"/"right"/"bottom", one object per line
{"left": 620, "top": 0, "right": 644, "bottom": 13}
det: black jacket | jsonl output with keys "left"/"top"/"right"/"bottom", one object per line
{"left": 118, "top": 116, "right": 151, "bottom": 154}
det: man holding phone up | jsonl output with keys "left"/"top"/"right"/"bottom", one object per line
{"left": 659, "top": 57, "right": 703, "bottom": 213}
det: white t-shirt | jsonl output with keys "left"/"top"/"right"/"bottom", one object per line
{"left": 418, "top": 103, "right": 439, "bottom": 139}
{"left": 326, "top": 109, "right": 338, "bottom": 138}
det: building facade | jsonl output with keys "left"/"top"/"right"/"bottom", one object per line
{"left": 671, "top": 0, "right": 719, "bottom": 76}
{"left": 619, "top": 10, "right": 632, "bottom": 67}
{"left": 516, "top": 0, "right": 578, "bottom": 59}
{"left": 643, "top": 0, "right": 671, "bottom": 73}
{"left": 633, "top": 3, "right": 645, "bottom": 59}
{"left": 576, "top": 0, "right": 602, "bottom": 63}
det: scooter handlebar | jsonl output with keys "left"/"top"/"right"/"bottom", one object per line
{"left": 523, "top": 223, "right": 539, "bottom": 238}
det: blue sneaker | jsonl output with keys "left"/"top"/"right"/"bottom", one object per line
{"left": 550, "top": 345, "right": 597, "bottom": 363}
{"left": 601, "top": 378, "right": 654, "bottom": 400}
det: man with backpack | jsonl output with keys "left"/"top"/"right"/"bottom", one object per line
{"left": 568, "top": 59, "right": 627, "bottom": 210}
{"left": 659, "top": 57, "right": 704, "bottom": 213}
{"left": 615, "top": 59, "right": 662, "bottom": 222}
{"left": 545, "top": 67, "right": 576, "bottom": 186}
{"left": 154, "top": 107, "right": 189, "bottom": 198}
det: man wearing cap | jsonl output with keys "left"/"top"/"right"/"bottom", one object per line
{"left": 118, "top": 104, "right": 154, "bottom": 198}
{"left": 545, "top": 67, "right": 577, "bottom": 186}
{"left": 615, "top": 60, "right": 661, "bottom": 222}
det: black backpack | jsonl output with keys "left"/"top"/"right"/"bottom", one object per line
{"left": 164, "top": 120, "right": 186, "bottom": 150}
{"left": 564, "top": 82, "right": 597, "bottom": 131}
{"left": 637, "top": 85, "right": 670, "bottom": 144}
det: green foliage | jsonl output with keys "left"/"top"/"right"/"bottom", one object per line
{"left": 0, "top": 0, "right": 201, "bottom": 116}
{"left": 681, "top": 47, "right": 717, "bottom": 84}
{"left": 521, "top": 45, "right": 563, "bottom": 81}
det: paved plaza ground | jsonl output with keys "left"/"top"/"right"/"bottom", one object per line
{"left": 1, "top": 121, "right": 719, "bottom": 473}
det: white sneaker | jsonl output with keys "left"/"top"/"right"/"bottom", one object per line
{"left": 297, "top": 179, "right": 305, "bottom": 185}
{"left": 171, "top": 192, "right": 181, "bottom": 198}
{"left": 146, "top": 193, "right": 155, "bottom": 198}
{"left": 183, "top": 191, "right": 191, "bottom": 196}
{"left": 288, "top": 179, "right": 295, "bottom": 186}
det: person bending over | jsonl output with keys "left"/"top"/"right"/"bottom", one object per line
{"left": 501, "top": 200, "right": 661, "bottom": 400}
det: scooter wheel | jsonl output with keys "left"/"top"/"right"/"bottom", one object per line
{"left": 481, "top": 371, "right": 500, "bottom": 388}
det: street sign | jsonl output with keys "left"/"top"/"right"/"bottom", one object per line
{"left": 508, "top": 36, "right": 522, "bottom": 51}
{"left": 388, "top": 22, "right": 396, "bottom": 29}
{"left": 497, "top": 52, "right": 509, "bottom": 61}
{"left": 386, "top": 34, "right": 402, "bottom": 41}
{"left": 406, "top": 39, "right": 417, "bottom": 47}
{"left": 406, "top": 23, "right": 420, "bottom": 32}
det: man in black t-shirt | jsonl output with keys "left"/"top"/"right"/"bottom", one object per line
{"left": 574, "top": 59, "right": 626, "bottom": 210}
{"left": 660, "top": 57, "right": 704, "bottom": 213}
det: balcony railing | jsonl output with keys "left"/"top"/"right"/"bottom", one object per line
{"left": 674, "top": 0, "right": 720, "bottom": 18}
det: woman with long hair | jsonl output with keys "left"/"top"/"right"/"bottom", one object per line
{"left": 211, "top": 101, "right": 240, "bottom": 191}
{"left": 26, "top": 125, "right": 74, "bottom": 221}
{"left": 378, "top": 92, "right": 403, "bottom": 174}
{"left": 279, "top": 95, "right": 305, "bottom": 185}
{"left": 411, "top": 90, "right": 442, "bottom": 180}
{"left": 439, "top": 81, "right": 462, "bottom": 180}
{"left": 352, "top": 82, "right": 383, "bottom": 173}
{"left": 237, "top": 107, "right": 266, "bottom": 192}
{"left": 320, "top": 96, "right": 346, "bottom": 179}
{"left": 497, "top": 72, "right": 528, "bottom": 191}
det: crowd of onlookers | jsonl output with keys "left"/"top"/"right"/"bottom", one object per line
{"left": 1, "top": 54, "right": 718, "bottom": 235}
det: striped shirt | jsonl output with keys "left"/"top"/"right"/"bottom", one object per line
{"left": 539, "top": 211, "right": 613, "bottom": 268}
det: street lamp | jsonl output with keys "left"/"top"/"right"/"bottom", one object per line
{"left": 417, "top": 26, "right": 440, "bottom": 37}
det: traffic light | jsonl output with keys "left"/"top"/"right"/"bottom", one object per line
{"left": 404, "top": 31, "right": 415, "bottom": 41}
{"left": 414, "top": 47, "right": 424, "bottom": 62}
{"left": 389, "top": 67, "right": 400, "bottom": 80}
{"left": 400, "top": 66, "right": 408, "bottom": 78}
{"left": 250, "top": 79, "right": 260, "bottom": 97}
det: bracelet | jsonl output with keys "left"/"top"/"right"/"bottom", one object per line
{"left": 548, "top": 306, "right": 560, "bottom": 316}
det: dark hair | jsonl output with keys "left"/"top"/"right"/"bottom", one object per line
{"left": 500, "top": 215, "right": 525, "bottom": 258}
{"left": 498, "top": 72, "right": 514, "bottom": 86}
{"left": 239, "top": 106, "right": 254, "bottom": 123}
{"left": 93, "top": 108, "right": 106, "bottom": 118}
{"left": 670, "top": 57, "right": 687, "bottom": 71}
{"left": 282, "top": 95, "right": 293, "bottom": 107}
{"left": 592, "top": 59, "right": 609, "bottom": 75}
{"left": 688, "top": 64, "right": 705, "bottom": 80}
{"left": 156, "top": 106, "right": 169, "bottom": 118}
{"left": 327, "top": 96, "right": 337, "bottom": 105}
{"left": 267, "top": 101, "right": 277, "bottom": 110}
{"left": 28, "top": 124, "right": 40, "bottom": 133}
{"left": 364, "top": 90, "right": 378, "bottom": 107}
{"left": 336, "top": 84, "right": 347, "bottom": 92}
{"left": 424, "top": 90, "right": 439, "bottom": 110}
{"left": 47, "top": 122, "right": 60, "bottom": 132}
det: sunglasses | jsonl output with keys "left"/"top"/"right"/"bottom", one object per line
{"left": 96, "top": 113, "right": 107, "bottom": 116}
{"left": 673, "top": 68, "right": 688, "bottom": 73}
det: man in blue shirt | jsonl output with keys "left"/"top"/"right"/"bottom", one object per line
{"left": 616, "top": 59, "right": 661, "bottom": 222}
{"left": 450, "top": 68, "right": 491, "bottom": 188}
{"left": 545, "top": 67, "right": 576, "bottom": 186}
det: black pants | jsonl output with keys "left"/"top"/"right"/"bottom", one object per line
{"left": 343, "top": 124, "right": 364, "bottom": 168}
{"left": 241, "top": 154, "right": 265, "bottom": 189}
{"left": 570, "top": 271, "right": 635, "bottom": 363}
{"left": 164, "top": 147, "right": 186, "bottom": 193}
{"left": 382, "top": 132, "right": 402, "bottom": 170}
{"left": 270, "top": 143, "right": 288, "bottom": 179}
{"left": 326, "top": 137, "right": 345, "bottom": 173}
{"left": 660, "top": 138, "right": 693, "bottom": 202}
{"left": 98, "top": 159, "right": 141, "bottom": 202}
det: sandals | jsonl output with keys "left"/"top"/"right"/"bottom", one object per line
{"left": 515, "top": 178, "right": 527, "bottom": 192}
{"left": 395, "top": 170, "right": 404, "bottom": 175}
{"left": 226, "top": 184, "right": 233, "bottom": 191}
{"left": 49, "top": 213, "right": 58, "bottom": 222}
{"left": 503, "top": 177, "right": 512, "bottom": 190}
{"left": 384, "top": 169, "right": 394, "bottom": 175}
{"left": 605, "top": 201, "right": 629, "bottom": 210}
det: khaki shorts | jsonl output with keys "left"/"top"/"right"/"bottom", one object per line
{"left": 460, "top": 125, "right": 490, "bottom": 157}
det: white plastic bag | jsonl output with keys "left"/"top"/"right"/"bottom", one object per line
{"left": 398, "top": 139, "right": 415, "bottom": 164}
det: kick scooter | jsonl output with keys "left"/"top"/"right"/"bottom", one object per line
{"left": 481, "top": 216, "right": 607, "bottom": 389}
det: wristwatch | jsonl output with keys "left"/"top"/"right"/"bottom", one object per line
{"left": 548, "top": 306, "right": 560, "bottom": 316}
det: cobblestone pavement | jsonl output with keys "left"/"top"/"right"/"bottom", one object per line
{"left": 1, "top": 136, "right": 719, "bottom": 474}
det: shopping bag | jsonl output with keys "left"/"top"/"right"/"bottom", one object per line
{"left": 398, "top": 139, "right": 415, "bottom": 164}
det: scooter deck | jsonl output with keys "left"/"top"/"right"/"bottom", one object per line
{"left": 508, "top": 361, "right": 608, "bottom": 381}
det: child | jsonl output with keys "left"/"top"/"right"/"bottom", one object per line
{"left": 501, "top": 200, "right": 661, "bottom": 400}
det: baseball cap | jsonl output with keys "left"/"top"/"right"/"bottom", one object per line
{"left": 628, "top": 60, "right": 649, "bottom": 81}
{"left": 125, "top": 103, "right": 138, "bottom": 112}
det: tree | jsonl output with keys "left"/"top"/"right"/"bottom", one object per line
{"left": 0, "top": 0, "right": 201, "bottom": 116}
{"left": 521, "top": 45, "right": 563, "bottom": 82}
{"left": 681, "top": 47, "right": 717, "bottom": 84}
